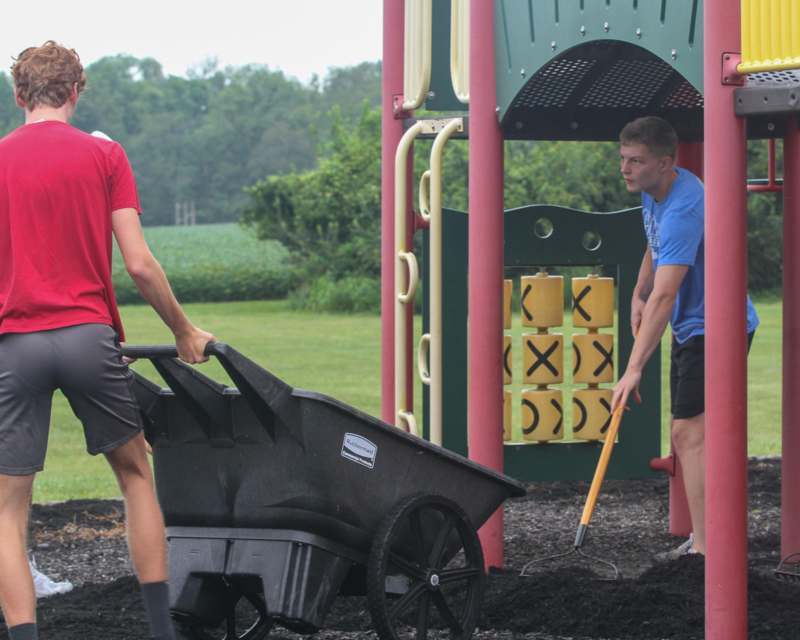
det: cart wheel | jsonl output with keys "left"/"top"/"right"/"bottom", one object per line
{"left": 367, "top": 494, "right": 485, "bottom": 640}
{"left": 175, "top": 592, "right": 273, "bottom": 640}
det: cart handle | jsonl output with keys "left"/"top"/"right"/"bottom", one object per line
{"left": 120, "top": 342, "right": 221, "bottom": 360}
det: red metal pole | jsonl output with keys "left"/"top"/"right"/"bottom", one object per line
{"left": 663, "top": 141, "right": 704, "bottom": 538}
{"left": 469, "top": 0, "right": 505, "bottom": 568}
{"left": 704, "top": 2, "right": 748, "bottom": 638}
{"left": 381, "top": 0, "right": 404, "bottom": 423}
{"left": 782, "top": 119, "right": 800, "bottom": 559}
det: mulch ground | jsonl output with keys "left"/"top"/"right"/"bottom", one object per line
{"left": 1, "top": 458, "right": 797, "bottom": 640}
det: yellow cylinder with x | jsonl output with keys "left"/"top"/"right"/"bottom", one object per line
{"left": 573, "top": 333, "right": 614, "bottom": 384}
{"left": 572, "top": 274, "right": 613, "bottom": 329}
{"left": 521, "top": 389, "right": 564, "bottom": 442}
{"left": 523, "top": 333, "right": 564, "bottom": 386}
{"left": 572, "top": 388, "right": 614, "bottom": 441}
{"left": 521, "top": 272, "right": 563, "bottom": 328}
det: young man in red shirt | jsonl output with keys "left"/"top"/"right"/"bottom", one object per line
{"left": 0, "top": 42, "right": 215, "bottom": 640}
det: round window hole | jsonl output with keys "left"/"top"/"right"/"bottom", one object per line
{"left": 534, "top": 217, "right": 554, "bottom": 239}
{"left": 582, "top": 230, "right": 602, "bottom": 252}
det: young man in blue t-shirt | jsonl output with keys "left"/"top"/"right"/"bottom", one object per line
{"left": 611, "top": 116, "right": 758, "bottom": 558}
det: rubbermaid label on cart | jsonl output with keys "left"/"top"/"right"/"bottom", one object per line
{"left": 341, "top": 433, "right": 377, "bottom": 469}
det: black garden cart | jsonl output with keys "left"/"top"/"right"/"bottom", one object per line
{"left": 122, "top": 343, "right": 526, "bottom": 640}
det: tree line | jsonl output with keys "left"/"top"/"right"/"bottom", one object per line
{"left": 0, "top": 55, "right": 782, "bottom": 293}
{"left": 0, "top": 56, "right": 380, "bottom": 226}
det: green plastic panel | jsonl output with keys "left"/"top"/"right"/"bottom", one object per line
{"left": 428, "top": 1, "right": 705, "bottom": 140}
{"left": 495, "top": 0, "right": 703, "bottom": 118}
{"left": 423, "top": 205, "right": 660, "bottom": 482}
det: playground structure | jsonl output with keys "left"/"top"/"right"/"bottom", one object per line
{"left": 380, "top": 1, "right": 800, "bottom": 639}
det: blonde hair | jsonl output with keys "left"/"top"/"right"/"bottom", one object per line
{"left": 11, "top": 41, "right": 86, "bottom": 109}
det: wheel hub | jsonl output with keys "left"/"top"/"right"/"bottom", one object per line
{"left": 427, "top": 572, "right": 440, "bottom": 589}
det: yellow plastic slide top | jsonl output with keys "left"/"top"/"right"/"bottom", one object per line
{"left": 740, "top": 0, "right": 800, "bottom": 73}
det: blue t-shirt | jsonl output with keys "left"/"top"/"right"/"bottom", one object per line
{"left": 642, "top": 167, "right": 759, "bottom": 343}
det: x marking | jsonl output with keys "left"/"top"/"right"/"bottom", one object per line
{"left": 526, "top": 340, "right": 559, "bottom": 378}
{"left": 573, "top": 285, "right": 592, "bottom": 322}
{"left": 521, "top": 284, "right": 533, "bottom": 322}
{"left": 599, "top": 398, "right": 612, "bottom": 434}
{"left": 592, "top": 340, "right": 613, "bottom": 377}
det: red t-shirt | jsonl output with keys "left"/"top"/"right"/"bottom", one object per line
{"left": 0, "top": 120, "right": 140, "bottom": 339}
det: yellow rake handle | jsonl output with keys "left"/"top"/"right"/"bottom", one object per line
{"left": 575, "top": 405, "right": 625, "bottom": 547}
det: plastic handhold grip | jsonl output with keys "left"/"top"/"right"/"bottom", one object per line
{"left": 398, "top": 252, "right": 419, "bottom": 304}
{"left": 418, "top": 170, "right": 431, "bottom": 222}
{"left": 418, "top": 333, "right": 432, "bottom": 385}
{"left": 398, "top": 410, "right": 419, "bottom": 437}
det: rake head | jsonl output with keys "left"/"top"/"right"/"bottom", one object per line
{"left": 519, "top": 546, "right": 620, "bottom": 582}
{"left": 775, "top": 552, "right": 800, "bottom": 583}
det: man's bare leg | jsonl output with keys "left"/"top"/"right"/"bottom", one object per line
{"left": 104, "top": 433, "right": 167, "bottom": 582}
{"left": 105, "top": 433, "right": 176, "bottom": 639}
{"left": 672, "top": 413, "right": 706, "bottom": 553}
{"left": 0, "top": 474, "right": 36, "bottom": 627}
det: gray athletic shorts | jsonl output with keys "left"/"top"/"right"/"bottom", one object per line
{"left": 0, "top": 323, "right": 143, "bottom": 475}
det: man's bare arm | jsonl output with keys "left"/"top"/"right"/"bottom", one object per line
{"left": 111, "top": 208, "right": 215, "bottom": 363}
{"left": 631, "top": 249, "right": 655, "bottom": 336}
{"left": 611, "top": 264, "right": 688, "bottom": 411}
{"left": 634, "top": 249, "right": 655, "bottom": 302}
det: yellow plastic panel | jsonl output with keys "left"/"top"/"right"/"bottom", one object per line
{"left": 503, "top": 335, "right": 512, "bottom": 385}
{"left": 573, "top": 333, "right": 614, "bottom": 384}
{"left": 521, "top": 389, "right": 564, "bottom": 442}
{"left": 572, "top": 388, "right": 613, "bottom": 441}
{"left": 572, "top": 275, "right": 614, "bottom": 329}
{"left": 503, "top": 390, "right": 512, "bottom": 442}
{"left": 522, "top": 333, "right": 564, "bottom": 385}
{"left": 503, "top": 279, "right": 512, "bottom": 329}
{"left": 740, "top": 0, "right": 800, "bottom": 73}
{"left": 403, "top": 0, "right": 433, "bottom": 110}
{"left": 521, "top": 273, "right": 564, "bottom": 328}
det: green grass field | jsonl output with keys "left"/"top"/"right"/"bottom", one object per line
{"left": 35, "top": 299, "right": 783, "bottom": 502}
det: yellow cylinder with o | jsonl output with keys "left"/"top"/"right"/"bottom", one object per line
{"left": 521, "top": 273, "right": 564, "bottom": 328}
{"left": 572, "top": 388, "right": 614, "bottom": 441}
{"left": 521, "top": 389, "right": 564, "bottom": 442}
{"left": 572, "top": 333, "right": 614, "bottom": 384}
{"left": 522, "top": 333, "right": 563, "bottom": 385}
{"left": 572, "top": 275, "right": 614, "bottom": 329}
{"left": 503, "top": 335, "right": 512, "bottom": 385}
{"left": 503, "top": 390, "right": 512, "bottom": 442}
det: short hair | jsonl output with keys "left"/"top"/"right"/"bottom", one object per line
{"left": 619, "top": 116, "right": 678, "bottom": 159}
{"left": 11, "top": 41, "right": 86, "bottom": 110}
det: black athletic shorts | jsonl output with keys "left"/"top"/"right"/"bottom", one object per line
{"left": 670, "top": 331, "right": 755, "bottom": 420}
{"left": 0, "top": 323, "right": 143, "bottom": 475}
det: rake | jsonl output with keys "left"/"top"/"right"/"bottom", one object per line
{"left": 775, "top": 552, "right": 800, "bottom": 582}
{"left": 521, "top": 405, "right": 625, "bottom": 581}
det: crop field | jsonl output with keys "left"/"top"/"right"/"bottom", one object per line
{"left": 111, "top": 223, "right": 292, "bottom": 304}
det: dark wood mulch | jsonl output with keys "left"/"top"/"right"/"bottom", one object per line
{"left": 1, "top": 458, "right": 797, "bottom": 640}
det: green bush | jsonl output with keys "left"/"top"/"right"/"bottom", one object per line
{"left": 290, "top": 275, "right": 380, "bottom": 313}
{"left": 112, "top": 223, "right": 293, "bottom": 304}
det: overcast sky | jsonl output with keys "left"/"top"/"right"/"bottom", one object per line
{"left": 0, "top": 0, "right": 383, "bottom": 83}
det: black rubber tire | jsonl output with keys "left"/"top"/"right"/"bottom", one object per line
{"left": 174, "top": 592, "right": 273, "bottom": 640}
{"left": 367, "top": 494, "right": 485, "bottom": 640}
